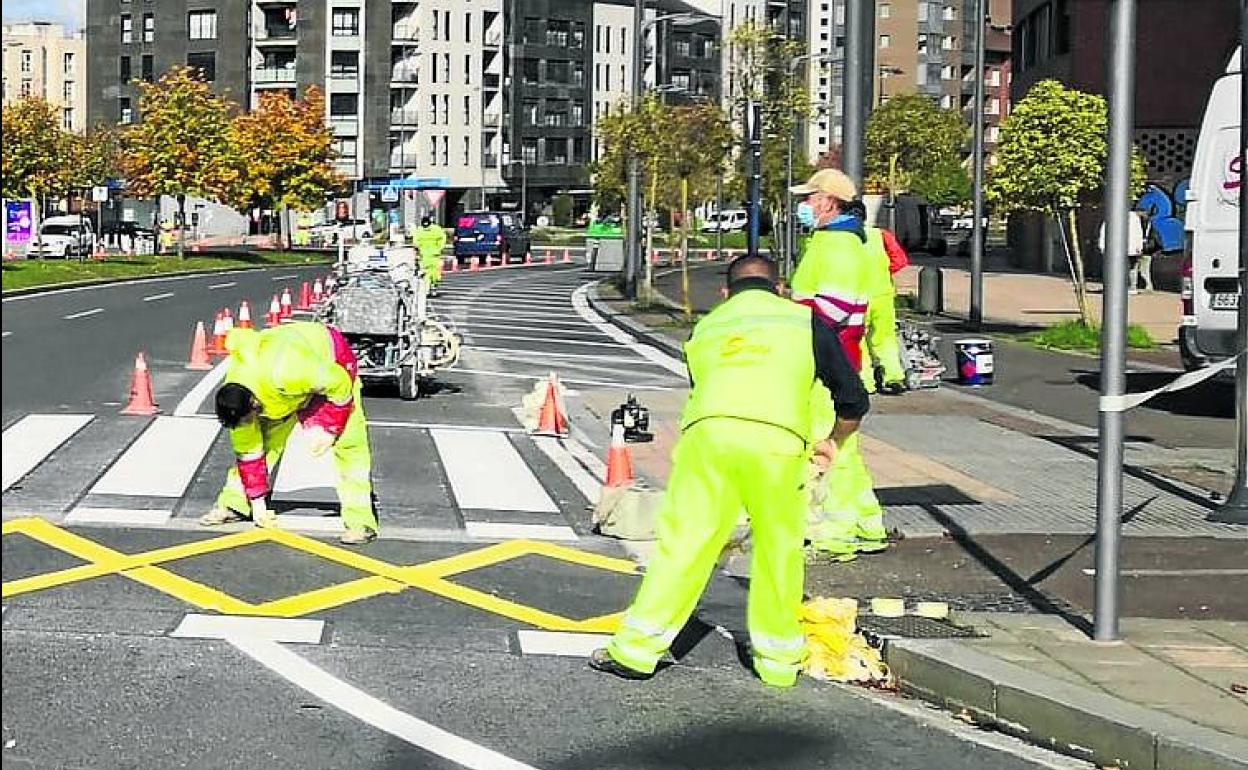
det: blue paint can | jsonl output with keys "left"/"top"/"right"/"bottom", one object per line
{"left": 955, "top": 338, "right": 995, "bottom": 386}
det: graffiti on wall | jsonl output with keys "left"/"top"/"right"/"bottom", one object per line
{"left": 1136, "top": 180, "right": 1189, "bottom": 254}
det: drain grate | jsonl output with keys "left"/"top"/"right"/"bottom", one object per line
{"left": 856, "top": 614, "right": 987, "bottom": 640}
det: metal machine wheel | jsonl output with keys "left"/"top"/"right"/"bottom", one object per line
{"left": 398, "top": 363, "right": 420, "bottom": 401}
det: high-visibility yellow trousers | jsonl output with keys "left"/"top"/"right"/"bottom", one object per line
{"left": 421, "top": 255, "right": 443, "bottom": 286}
{"left": 216, "top": 380, "right": 377, "bottom": 532}
{"left": 807, "top": 387, "right": 885, "bottom": 554}
{"left": 606, "top": 418, "right": 809, "bottom": 687}
{"left": 860, "top": 291, "right": 905, "bottom": 392}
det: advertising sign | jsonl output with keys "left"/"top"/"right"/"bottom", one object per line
{"left": 5, "top": 200, "right": 33, "bottom": 245}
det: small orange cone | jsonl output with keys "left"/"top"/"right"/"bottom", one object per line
{"left": 562, "top": 248, "right": 572, "bottom": 264}
{"left": 279, "top": 288, "right": 293, "bottom": 319}
{"left": 93, "top": 241, "right": 107, "bottom": 260}
{"left": 448, "top": 257, "right": 458, "bottom": 273}
{"left": 222, "top": 307, "right": 235, "bottom": 331}
{"left": 604, "top": 423, "right": 635, "bottom": 488}
{"left": 312, "top": 278, "right": 324, "bottom": 303}
{"left": 186, "top": 322, "right": 213, "bottom": 370}
{"left": 237, "top": 300, "right": 253, "bottom": 329}
{"left": 532, "top": 373, "right": 569, "bottom": 437}
{"left": 266, "top": 294, "right": 281, "bottom": 327}
{"left": 524, "top": 251, "right": 533, "bottom": 265}
{"left": 207, "top": 311, "right": 228, "bottom": 356}
{"left": 296, "top": 281, "right": 312, "bottom": 310}
{"left": 469, "top": 260, "right": 479, "bottom": 272}
{"left": 544, "top": 251, "right": 553, "bottom": 265}
{"left": 120, "top": 352, "right": 159, "bottom": 415}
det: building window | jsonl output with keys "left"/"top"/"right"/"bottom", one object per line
{"left": 879, "top": 34, "right": 890, "bottom": 49}
{"left": 880, "top": 3, "right": 891, "bottom": 19}
{"left": 619, "top": 27, "right": 625, "bottom": 51}
{"left": 523, "top": 99, "right": 538, "bottom": 125}
{"left": 20, "top": 50, "right": 32, "bottom": 73}
{"left": 464, "top": 54, "right": 471, "bottom": 85}
{"left": 942, "top": 64, "right": 954, "bottom": 80}
{"left": 119, "top": 96, "right": 133, "bottom": 123}
{"left": 330, "top": 51, "right": 358, "bottom": 77}
{"left": 571, "top": 101, "right": 584, "bottom": 127}
{"left": 544, "top": 100, "right": 568, "bottom": 127}
{"left": 63, "top": 81, "right": 74, "bottom": 102}
{"left": 521, "top": 137, "right": 537, "bottom": 164}
{"left": 330, "top": 93, "right": 358, "bottom": 116}
{"left": 987, "top": 97, "right": 1001, "bottom": 116}
{"left": 121, "top": 16, "right": 133, "bottom": 44}
{"left": 917, "top": 2, "right": 928, "bottom": 22}
{"left": 595, "top": 25, "right": 601, "bottom": 53}
{"left": 119, "top": 56, "right": 132, "bottom": 82}
{"left": 986, "top": 125, "right": 1000, "bottom": 143}
{"left": 143, "top": 14, "right": 155, "bottom": 42}
{"left": 20, "top": 79, "right": 31, "bottom": 97}
{"left": 63, "top": 53, "right": 75, "bottom": 75}
{"left": 430, "top": 53, "right": 438, "bottom": 83}
{"left": 141, "top": 54, "right": 154, "bottom": 82}
{"left": 522, "top": 59, "right": 539, "bottom": 85}
{"left": 940, "top": 94, "right": 953, "bottom": 109}
{"left": 188, "top": 11, "right": 216, "bottom": 40}
{"left": 463, "top": 95, "right": 470, "bottom": 123}
{"left": 442, "top": 94, "right": 449, "bottom": 124}
{"left": 335, "top": 136, "right": 357, "bottom": 159}
{"left": 430, "top": 136, "right": 438, "bottom": 165}
{"left": 547, "top": 138, "right": 568, "bottom": 165}
{"left": 465, "top": 11, "right": 471, "bottom": 42}
{"left": 187, "top": 51, "right": 216, "bottom": 81}
{"left": 573, "top": 137, "right": 586, "bottom": 163}
{"left": 462, "top": 136, "right": 470, "bottom": 166}
{"left": 942, "top": 34, "right": 956, "bottom": 50}
{"left": 429, "top": 94, "right": 438, "bottom": 123}
{"left": 431, "top": 9, "right": 440, "bottom": 39}
{"left": 943, "top": 5, "right": 957, "bottom": 21}
{"left": 547, "top": 60, "right": 569, "bottom": 84}
{"left": 917, "top": 33, "right": 928, "bottom": 54}
{"left": 441, "top": 53, "right": 449, "bottom": 82}
{"left": 331, "top": 9, "right": 359, "bottom": 36}
{"left": 441, "top": 136, "right": 448, "bottom": 166}
{"left": 63, "top": 108, "right": 74, "bottom": 129}
{"left": 987, "top": 68, "right": 1000, "bottom": 87}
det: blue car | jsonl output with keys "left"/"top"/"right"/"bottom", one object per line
{"left": 453, "top": 211, "right": 531, "bottom": 267}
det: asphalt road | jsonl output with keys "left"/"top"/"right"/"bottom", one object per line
{"left": 1, "top": 262, "right": 1078, "bottom": 769}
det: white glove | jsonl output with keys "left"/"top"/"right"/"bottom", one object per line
{"left": 250, "top": 497, "right": 276, "bottom": 528}
{"left": 305, "top": 426, "right": 336, "bottom": 457}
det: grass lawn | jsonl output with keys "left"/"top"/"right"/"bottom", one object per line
{"left": 2, "top": 251, "right": 329, "bottom": 293}
{"left": 1029, "top": 319, "right": 1157, "bottom": 351}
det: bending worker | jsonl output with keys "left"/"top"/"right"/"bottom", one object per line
{"left": 413, "top": 215, "right": 447, "bottom": 292}
{"left": 788, "top": 170, "right": 888, "bottom": 558}
{"left": 844, "top": 200, "right": 909, "bottom": 395}
{"left": 200, "top": 321, "right": 379, "bottom": 545}
{"left": 590, "top": 255, "right": 869, "bottom": 688}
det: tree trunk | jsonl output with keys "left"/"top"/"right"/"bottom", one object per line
{"left": 1058, "top": 208, "right": 1092, "bottom": 326}
{"left": 176, "top": 196, "right": 186, "bottom": 259}
{"left": 642, "top": 162, "right": 659, "bottom": 305}
{"left": 681, "top": 176, "right": 692, "bottom": 322}
{"left": 29, "top": 193, "right": 43, "bottom": 260}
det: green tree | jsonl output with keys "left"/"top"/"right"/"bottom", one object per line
{"left": 120, "top": 66, "right": 240, "bottom": 258}
{"left": 865, "top": 93, "right": 967, "bottom": 197}
{"left": 1, "top": 97, "right": 77, "bottom": 256}
{"left": 229, "top": 87, "right": 342, "bottom": 249}
{"left": 911, "top": 158, "right": 972, "bottom": 207}
{"left": 986, "top": 79, "right": 1146, "bottom": 324}
{"left": 69, "top": 125, "right": 122, "bottom": 190}
{"left": 551, "top": 193, "right": 574, "bottom": 227}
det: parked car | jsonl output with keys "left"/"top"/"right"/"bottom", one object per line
{"left": 310, "top": 219, "right": 373, "bottom": 244}
{"left": 454, "top": 211, "right": 530, "bottom": 266}
{"left": 701, "top": 209, "right": 749, "bottom": 233}
{"left": 27, "top": 215, "right": 95, "bottom": 258}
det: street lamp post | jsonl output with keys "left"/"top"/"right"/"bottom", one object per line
{"left": 784, "top": 53, "right": 842, "bottom": 278}
{"left": 506, "top": 159, "right": 527, "bottom": 225}
{"left": 970, "top": 0, "right": 988, "bottom": 329}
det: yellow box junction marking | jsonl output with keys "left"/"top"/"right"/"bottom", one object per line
{"left": 1, "top": 517, "right": 637, "bottom": 631}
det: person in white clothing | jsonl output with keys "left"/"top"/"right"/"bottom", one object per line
{"left": 1099, "top": 210, "right": 1147, "bottom": 294}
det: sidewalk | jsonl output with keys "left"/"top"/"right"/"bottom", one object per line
{"left": 581, "top": 282, "right": 1248, "bottom": 770}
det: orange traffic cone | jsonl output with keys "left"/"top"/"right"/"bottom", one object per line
{"left": 562, "top": 248, "right": 572, "bottom": 264}
{"left": 312, "top": 278, "right": 324, "bottom": 303}
{"left": 524, "top": 251, "right": 533, "bottom": 265}
{"left": 186, "top": 321, "right": 213, "bottom": 370}
{"left": 120, "top": 352, "right": 159, "bottom": 415}
{"left": 448, "top": 257, "right": 458, "bottom": 273}
{"left": 237, "top": 300, "right": 253, "bottom": 329}
{"left": 532, "top": 373, "right": 569, "bottom": 437}
{"left": 222, "top": 307, "right": 235, "bottom": 331}
{"left": 206, "top": 311, "right": 227, "bottom": 356}
{"left": 469, "top": 260, "right": 479, "bottom": 272}
{"left": 93, "top": 241, "right": 107, "bottom": 260}
{"left": 279, "top": 288, "right": 293, "bottom": 319}
{"left": 544, "top": 251, "right": 554, "bottom": 265}
{"left": 296, "top": 281, "right": 312, "bottom": 310}
{"left": 604, "top": 423, "right": 635, "bottom": 488}
{"left": 265, "top": 294, "right": 281, "bottom": 327}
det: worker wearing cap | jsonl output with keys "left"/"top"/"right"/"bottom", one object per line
{"left": 843, "top": 200, "right": 909, "bottom": 395}
{"left": 590, "top": 255, "right": 870, "bottom": 688}
{"left": 199, "top": 321, "right": 378, "bottom": 546}
{"left": 413, "top": 216, "right": 447, "bottom": 291}
{"left": 788, "top": 169, "right": 888, "bottom": 558}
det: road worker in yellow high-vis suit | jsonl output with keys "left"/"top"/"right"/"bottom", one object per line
{"left": 199, "top": 321, "right": 378, "bottom": 545}
{"left": 413, "top": 216, "right": 447, "bottom": 291}
{"left": 590, "top": 255, "right": 869, "bottom": 688}
{"left": 844, "top": 200, "right": 908, "bottom": 395}
{"left": 787, "top": 170, "right": 888, "bottom": 558}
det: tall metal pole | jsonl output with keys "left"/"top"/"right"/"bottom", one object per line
{"left": 747, "top": 100, "right": 762, "bottom": 257}
{"left": 521, "top": 160, "right": 527, "bottom": 227}
{"left": 1210, "top": 1, "right": 1248, "bottom": 525}
{"left": 1094, "top": 0, "right": 1137, "bottom": 642}
{"left": 625, "top": 0, "right": 644, "bottom": 299}
{"left": 716, "top": 172, "right": 724, "bottom": 261}
{"left": 970, "top": 0, "right": 987, "bottom": 328}
{"left": 842, "top": 0, "right": 868, "bottom": 186}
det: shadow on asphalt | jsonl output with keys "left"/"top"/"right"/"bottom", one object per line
{"left": 876, "top": 484, "right": 980, "bottom": 507}
{"left": 546, "top": 723, "right": 833, "bottom": 770}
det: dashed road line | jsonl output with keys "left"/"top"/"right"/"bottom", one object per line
{"left": 208, "top": 281, "right": 237, "bottom": 289}
{"left": 63, "top": 307, "right": 104, "bottom": 320}
{"left": 171, "top": 613, "right": 325, "bottom": 644}
{"left": 431, "top": 428, "right": 558, "bottom": 513}
{"left": 271, "top": 274, "right": 298, "bottom": 281}
{"left": 452, "top": 367, "right": 678, "bottom": 391}
{"left": 142, "top": 292, "right": 175, "bottom": 302}
{"left": 516, "top": 630, "right": 610, "bottom": 657}
{"left": 465, "top": 333, "right": 624, "bottom": 349}
{"left": 464, "top": 522, "right": 578, "bottom": 542}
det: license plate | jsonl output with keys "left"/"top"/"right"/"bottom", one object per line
{"left": 1211, "top": 292, "right": 1240, "bottom": 310}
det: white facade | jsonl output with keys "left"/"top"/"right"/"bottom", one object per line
{"left": 592, "top": 1, "right": 634, "bottom": 164}
{"left": 2, "top": 22, "right": 87, "bottom": 132}
{"left": 806, "top": 0, "right": 844, "bottom": 161}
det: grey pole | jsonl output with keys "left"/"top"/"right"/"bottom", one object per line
{"left": 786, "top": 57, "right": 801, "bottom": 278}
{"left": 842, "top": 0, "right": 867, "bottom": 186}
{"left": 625, "top": 0, "right": 644, "bottom": 299}
{"left": 521, "top": 160, "right": 527, "bottom": 227}
{"left": 1094, "top": 0, "right": 1137, "bottom": 642}
{"left": 970, "top": 0, "right": 987, "bottom": 328}
{"left": 747, "top": 99, "right": 762, "bottom": 257}
{"left": 1209, "top": 1, "right": 1248, "bottom": 525}
{"left": 716, "top": 171, "right": 723, "bottom": 261}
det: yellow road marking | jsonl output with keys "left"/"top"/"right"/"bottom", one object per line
{"left": 252, "top": 576, "right": 405, "bottom": 617}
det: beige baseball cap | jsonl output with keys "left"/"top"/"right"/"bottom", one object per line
{"left": 788, "top": 168, "right": 858, "bottom": 201}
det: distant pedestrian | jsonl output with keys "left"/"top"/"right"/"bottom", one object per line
{"left": 1099, "top": 210, "right": 1146, "bottom": 294}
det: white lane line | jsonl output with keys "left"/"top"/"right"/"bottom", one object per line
{"left": 1081, "top": 567, "right": 1248, "bottom": 577}
{"left": 90, "top": 417, "right": 220, "bottom": 497}
{"left": 572, "top": 284, "right": 686, "bottom": 376}
{"left": 2, "top": 331, "right": 10, "bottom": 338}
{"left": 450, "top": 309, "right": 588, "bottom": 323}
{"left": 208, "top": 281, "right": 236, "bottom": 289}
{"left": 452, "top": 367, "right": 678, "bottom": 392}
{"left": 465, "top": 333, "right": 624, "bottom": 349}
{"left": 174, "top": 359, "right": 229, "bottom": 417}
{"left": 273, "top": 423, "right": 338, "bottom": 500}
{"left": 530, "top": 434, "right": 603, "bottom": 503}
{"left": 469, "top": 346, "right": 645, "bottom": 364}
{"left": 2, "top": 414, "right": 94, "bottom": 491}
{"left": 2, "top": 267, "right": 295, "bottom": 304}
{"left": 516, "top": 630, "right": 611, "bottom": 657}
{"left": 435, "top": 298, "right": 574, "bottom": 311}
{"left": 202, "top": 622, "right": 542, "bottom": 770}
{"left": 464, "top": 521, "right": 578, "bottom": 541}
{"left": 171, "top": 614, "right": 325, "bottom": 644}
{"left": 367, "top": 419, "right": 523, "bottom": 433}
{"left": 271, "top": 274, "right": 298, "bottom": 281}
{"left": 63, "top": 307, "right": 104, "bottom": 320}
{"left": 460, "top": 321, "right": 611, "bottom": 337}
{"left": 431, "top": 429, "right": 558, "bottom": 513}
{"left": 65, "top": 507, "right": 173, "bottom": 525}
{"left": 142, "top": 292, "right": 176, "bottom": 302}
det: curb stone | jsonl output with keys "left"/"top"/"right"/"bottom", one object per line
{"left": 585, "top": 282, "right": 687, "bottom": 361}
{"left": 885, "top": 639, "right": 1248, "bottom": 770}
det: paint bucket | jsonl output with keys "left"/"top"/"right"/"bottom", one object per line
{"left": 954, "top": 338, "right": 995, "bottom": 386}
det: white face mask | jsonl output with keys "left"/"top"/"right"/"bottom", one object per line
{"left": 796, "top": 201, "right": 817, "bottom": 229}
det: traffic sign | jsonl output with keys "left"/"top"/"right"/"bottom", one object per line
{"left": 381, "top": 186, "right": 399, "bottom": 203}
{"left": 92, "top": 186, "right": 109, "bottom": 202}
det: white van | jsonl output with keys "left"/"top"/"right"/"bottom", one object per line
{"left": 1183, "top": 47, "right": 1243, "bottom": 372}
{"left": 701, "top": 209, "right": 748, "bottom": 233}
{"left": 27, "top": 215, "right": 95, "bottom": 259}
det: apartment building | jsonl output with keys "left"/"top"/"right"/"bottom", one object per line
{"left": 2, "top": 22, "right": 87, "bottom": 132}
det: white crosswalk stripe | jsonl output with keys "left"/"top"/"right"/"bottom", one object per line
{"left": 430, "top": 428, "right": 558, "bottom": 513}
{"left": 90, "top": 416, "right": 220, "bottom": 498}
{"left": 2, "top": 414, "right": 94, "bottom": 492}
{"left": 272, "top": 422, "right": 338, "bottom": 503}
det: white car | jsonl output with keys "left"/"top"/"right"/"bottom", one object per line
{"left": 311, "top": 219, "right": 373, "bottom": 244}
{"left": 26, "top": 215, "right": 95, "bottom": 258}
{"left": 702, "top": 210, "right": 748, "bottom": 233}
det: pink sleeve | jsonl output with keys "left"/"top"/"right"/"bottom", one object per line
{"left": 237, "top": 455, "right": 269, "bottom": 499}
{"left": 299, "top": 395, "right": 353, "bottom": 436}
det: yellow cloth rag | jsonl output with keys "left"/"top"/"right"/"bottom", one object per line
{"left": 800, "top": 597, "right": 894, "bottom": 686}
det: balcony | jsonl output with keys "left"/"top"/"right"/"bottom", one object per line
{"left": 254, "top": 67, "right": 297, "bottom": 85}
{"left": 482, "top": 112, "right": 501, "bottom": 128}
{"left": 255, "top": 26, "right": 298, "bottom": 43}
{"left": 484, "top": 29, "right": 503, "bottom": 46}
{"left": 391, "top": 62, "right": 419, "bottom": 83}
{"left": 389, "top": 149, "right": 420, "bottom": 169}
{"left": 390, "top": 108, "right": 419, "bottom": 125}
{"left": 392, "top": 25, "right": 419, "bottom": 42}
{"left": 333, "top": 158, "right": 357, "bottom": 176}
{"left": 330, "top": 116, "right": 359, "bottom": 134}
{"left": 483, "top": 153, "right": 500, "bottom": 167}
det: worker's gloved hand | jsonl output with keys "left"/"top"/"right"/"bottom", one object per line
{"left": 250, "top": 497, "right": 276, "bottom": 528}
{"left": 305, "top": 426, "right": 336, "bottom": 457}
{"left": 812, "top": 439, "right": 837, "bottom": 470}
